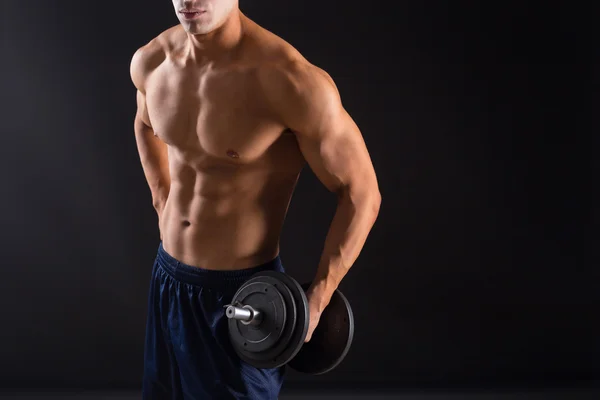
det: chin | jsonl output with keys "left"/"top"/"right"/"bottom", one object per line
{"left": 182, "top": 23, "right": 215, "bottom": 35}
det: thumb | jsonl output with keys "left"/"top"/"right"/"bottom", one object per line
{"left": 304, "top": 329, "right": 313, "bottom": 343}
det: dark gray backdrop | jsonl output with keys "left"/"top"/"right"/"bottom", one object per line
{"left": 1, "top": 0, "right": 593, "bottom": 392}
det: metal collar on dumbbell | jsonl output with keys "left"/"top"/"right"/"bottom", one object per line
{"left": 225, "top": 303, "right": 262, "bottom": 326}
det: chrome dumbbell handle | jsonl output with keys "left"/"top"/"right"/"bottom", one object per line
{"left": 224, "top": 303, "right": 262, "bottom": 326}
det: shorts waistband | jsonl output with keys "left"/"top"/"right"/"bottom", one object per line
{"left": 155, "top": 241, "right": 284, "bottom": 289}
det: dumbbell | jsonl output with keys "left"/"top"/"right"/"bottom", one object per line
{"left": 224, "top": 271, "right": 354, "bottom": 375}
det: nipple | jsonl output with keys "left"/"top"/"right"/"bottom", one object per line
{"left": 226, "top": 149, "right": 240, "bottom": 159}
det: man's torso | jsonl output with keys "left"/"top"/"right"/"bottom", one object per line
{"left": 144, "top": 20, "right": 307, "bottom": 270}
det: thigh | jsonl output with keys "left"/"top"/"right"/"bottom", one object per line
{"left": 143, "top": 261, "right": 183, "bottom": 399}
{"left": 173, "top": 285, "right": 285, "bottom": 399}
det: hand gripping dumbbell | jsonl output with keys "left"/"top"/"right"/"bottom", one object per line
{"left": 224, "top": 271, "right": 354, "bottom": 375}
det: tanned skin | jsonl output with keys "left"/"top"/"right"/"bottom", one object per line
{"left": 130, "top": 1, "right": 381, "bottom": 342}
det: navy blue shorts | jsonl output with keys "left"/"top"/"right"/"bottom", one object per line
{"left": 143, "top": 242, "right": 286, "bottom": 399}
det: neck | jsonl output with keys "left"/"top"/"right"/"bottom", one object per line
{"left": 185, "top": 10, "right": 244, "bottom": 62}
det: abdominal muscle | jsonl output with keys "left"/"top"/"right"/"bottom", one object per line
{"left": 159, "top": 161, "right": 299, "bottom": 270}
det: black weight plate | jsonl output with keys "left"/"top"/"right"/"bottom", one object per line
{"left": 253, "top": 271, "right": 309, "bottom": 367}
{"left": 228, "top": 281, "right": 286, "bottom": 353}
{"left": 231, "top": 272, "right": 302, "bottom": 368}
{"left": 229, "top": 273, "right": 302, "bottom": 368}
{"left": 229, "top": 275, "right": 296, "bottom": 358}
{"left": 288, "top": 283, "right": 354, "bottom": 375}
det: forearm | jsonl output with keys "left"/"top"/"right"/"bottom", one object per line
{"left": 134, "top": 119, "right": 171, "bottom": 215}
{"left": 310, "top": 186, "right": 381, "bottom": 311}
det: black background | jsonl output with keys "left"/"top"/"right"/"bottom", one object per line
{"left": 1, "top": 0, "right": 593, "bottom": 392}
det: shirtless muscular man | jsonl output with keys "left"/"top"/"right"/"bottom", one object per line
{"left": 130, "top": 1, "right": 381, "bottom": 398}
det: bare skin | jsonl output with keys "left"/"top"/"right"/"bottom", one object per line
{"left": 130, "top": 6, "right": 381, "bottom": 341}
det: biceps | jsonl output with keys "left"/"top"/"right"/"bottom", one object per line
{"left": 296, "top": 114, "right": 375, "bottom": 194}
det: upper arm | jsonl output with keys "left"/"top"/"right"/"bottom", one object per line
{"left": 130, "top": 42, "right": 163, "bottom": 128}
{"left": 265, "top": 63, "right": 379, "bottom": 196}
{"left": 135, "top": 90, "right": 152, "bottom": 128}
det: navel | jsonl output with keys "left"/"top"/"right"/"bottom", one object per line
{"left": 226, "top": 149, "right": 240, "bottom": 159}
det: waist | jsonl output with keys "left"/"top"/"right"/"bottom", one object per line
{"left": 160, "top": 214, "right": 282, "bottom": 270}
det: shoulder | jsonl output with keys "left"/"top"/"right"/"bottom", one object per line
{"left": 256, "top": 59, "right": 344, "bottom": 134}
{"left": 262, "top": 59, "right": 339, "bottom": 104}
{"left": 130, "top": 25, "right": 183, "bottom": 92}
{"left": 257, "top": 56, "right": 341, "bottom": 128}
{"left": 242, "top": 16, "right": 338, "bottom": 98}
{"left": 249, "top": 47, "right": 339, "bottom": 118}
